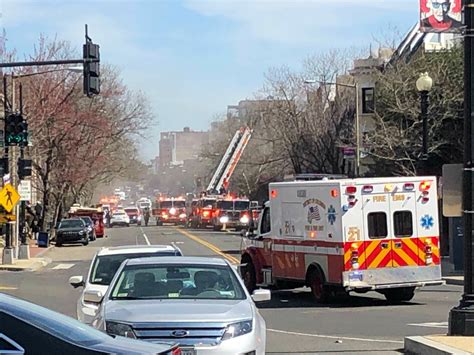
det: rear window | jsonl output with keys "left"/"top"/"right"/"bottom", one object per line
{"left": 394, "top": 211, "right": 413, "bottom": 238}
{"left": 125, "top": 208, "right": 139, "bottom": 214}
{"left": 368, "top": 212, "right": 387, "bottom": 239}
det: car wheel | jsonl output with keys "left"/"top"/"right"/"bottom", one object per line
{"left": 82, "top": 238, "right": 89, "bottom": 246}
{"left": 56, "top": 240, "right": 62, "bottom": 247}
{"left": 308, "top": 267, "right": 330, "bottom": 304}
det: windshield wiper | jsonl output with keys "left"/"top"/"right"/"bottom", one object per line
{"left": 111, "top": 296, "right": 144, "bottom": 300}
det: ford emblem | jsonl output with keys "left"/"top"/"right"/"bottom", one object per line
{"left": 171, "top": 330, "right": 189, "bottom": 338}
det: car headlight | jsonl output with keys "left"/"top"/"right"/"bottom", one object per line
{"left": 170, "top": 208, "right": 176, "bottom": 215}
{"left": 240, "top": 215, "right": 250, "bottom": 224}
{"left": 106, "top": 321, "right": 137, "bottom": 339}
{"left": 220, "top": 216, "right": 229, "bottom": 224}
{"left": 78, "top": 230, "right": 84, "bottom": 236}
{"left": 222, "top": 320, "right": 253, "bottom": 340}
{"left": 179, "top": 213, "right": 187, "bottom": 219}
{"left": 137, "top": 215, "right": 142, "bottom": 221}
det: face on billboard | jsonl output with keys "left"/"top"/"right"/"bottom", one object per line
{"left": 420, "top": 0, "right": 462, "bottom": 32}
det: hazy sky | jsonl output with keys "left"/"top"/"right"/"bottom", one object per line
{"left": 0, "top": 0, "right": 419, "bottom": 160}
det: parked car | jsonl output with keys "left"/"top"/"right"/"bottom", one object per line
{"left": 0, "top": 293, "right": 181, "bottom": 355}
{"left": 56, "top": 218, "right": 90, "bottom": 247}
{"left": 79, "top": 216, "right": 97, "bottom": 241}
{"left": 124, "top": 207, "right": 142, "bottom": 225}
{"left": 110, "top": 210, "right": 130, "bottom": 227}
{"left": 92, "top": 256, "right": 270, "bottom": 355}
{"left": 69, "top": 244, "right": 183, "bottom": 324}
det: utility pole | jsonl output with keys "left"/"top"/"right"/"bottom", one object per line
{"left": 449, "top": 0, "right": 474, "bottom": 336}
{"left": 18, "top": 83, "right": 29, "bottom": 260}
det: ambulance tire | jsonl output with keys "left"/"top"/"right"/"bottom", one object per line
{"left": 382, "top": 287, "right": 415, "bottom": 304}
{"left": 241, "top": 260, "right": 257, "bottom": 293}
{"left": 308, "top": 268, "right": 330, "bottom": 304}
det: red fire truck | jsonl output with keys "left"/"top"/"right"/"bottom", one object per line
{"left": 153, "top": 197, "right": 187, "bottom": 226}
{"left": 68, "top": 206, "right": 105, "bottom": 238}
{"left": 240, "top": 176, "right": 444, "bottom": 303}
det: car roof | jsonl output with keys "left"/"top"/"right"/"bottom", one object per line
{"left": 97, "top": 245, "right": 179, "bottom": 256}
{"left": 125, "top": 256, "right": 227, "bottom": 266}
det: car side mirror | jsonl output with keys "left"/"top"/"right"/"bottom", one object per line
{"left": 251, "top": 288, "right": 271, "bottom": 302}
{"left": 69, "top": 275, "right": 85, "bottom": 288}
{"left": 83, "top": 290, "right": 104, "bottom": 304}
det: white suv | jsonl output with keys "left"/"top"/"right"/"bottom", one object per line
{"left": 110, "top": 211, "right": 130, "bottom": 227}
{"left": 69, "top": 245, "right": 182, "bottom": 324}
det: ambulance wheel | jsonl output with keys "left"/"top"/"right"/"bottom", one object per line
{"left": 383, "top": 287, "right": 415, "bottom": 304}
{"left": 308, "top": 268, "right": 330, "bottom": 304}
{"left": 241, "top": 261, "right": 256, "bottom": 293}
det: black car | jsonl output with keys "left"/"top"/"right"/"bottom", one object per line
{"left": 56, "top": 218, "right": 90, "bottom": 247}
{"left": 80, "top": 216, "right": 97, "bottom": 241}
{"left": 0, "top": 293, "right": 180, "bottom": 355}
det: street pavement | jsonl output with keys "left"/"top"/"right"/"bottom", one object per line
{"left": 0, "top": 224, "right": 463, "bottom": 354}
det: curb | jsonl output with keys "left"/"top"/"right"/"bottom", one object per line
{"left": 443, "top": 277, "right": 464, "bottom": 286}
{"left": 0, "top": 257, "right": 52, "bottom": 272}
{"left": 405, "top": 336, "right": 472, "bottom": 355}
{"left": 31, "top": 244, "right": 54, "bottom": 258}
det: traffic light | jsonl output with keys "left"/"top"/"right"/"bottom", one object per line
{"left": 83, "top": 38, "right": 100, "bottom": 97}
{"left": 5, "top": 113, "right": 28, "bottom": 146}
{"left": 17, "top": 158, "right": 32, "bottom": 179}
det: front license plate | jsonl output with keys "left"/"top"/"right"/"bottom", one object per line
{"left": 180, "top": 348, "right": 196, "bottom": 355}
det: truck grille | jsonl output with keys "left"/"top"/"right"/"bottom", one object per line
{"left": 131, "top": 322, "right": 227, "bottom": 347}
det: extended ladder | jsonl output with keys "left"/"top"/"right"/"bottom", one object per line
{"left": 206, "top": 127, "right": 252, "bottom": 193}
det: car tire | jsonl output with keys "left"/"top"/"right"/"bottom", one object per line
{"left": 308, "top": 267, "right": 330, "bottom": 304}
{"left": 56, "top": 240, "right": 62, "bottom": 247}
{"left": 241, "top": 260, "right": 257, "bottom": 293}
{"left": 83, "top": 238, "right": 89, "bottom": 246}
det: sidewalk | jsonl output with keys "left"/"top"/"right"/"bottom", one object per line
{"left": 405, "top": 335, "right": 474, "bottom": 355}
{"left": 0, "top": 238, "right": 53, "bottom": 271}
{"left": 443, "top": 275, "right": 464, "bottom": 286}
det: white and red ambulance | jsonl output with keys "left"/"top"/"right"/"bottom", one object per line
{"left": 240, "top": 176, "right": 444, "bottom": 303}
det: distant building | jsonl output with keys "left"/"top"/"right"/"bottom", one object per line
{"left": 158, "top": 127, "right": 209, "bottom": 168}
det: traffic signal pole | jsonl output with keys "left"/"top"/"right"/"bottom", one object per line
{"left": 1, "top": 76, "right": 13, "bottom": 265}
{"left": 18, "top": 83, "right": 29, "bottom": 260}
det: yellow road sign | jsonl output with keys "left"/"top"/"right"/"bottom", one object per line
{"left": 0, "top": 213, "right": 16, "bottom": 223}
{"left": 0, "top": 184, "right": 20, "bottom": 212}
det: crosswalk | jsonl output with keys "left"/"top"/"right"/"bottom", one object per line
{"left": 50, "top": 263, "right": 75, "bottom": 270}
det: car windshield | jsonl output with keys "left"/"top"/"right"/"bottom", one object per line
{"left": 234, "top": 201, "right": 250, "bottom": 210}
{"left": 110, "top": 264, "right": 246, "bottom": 300}
{"left": 217, "top": 201, "right": 233, "bottom": 210}
{"left": 90, "top": 252, "right": 181, "bottom": 285}
{"left": 59, "top": 219, "right": 84, "bottom": 228}
{"left": 80, "top": 217, "right": 93, "bottom": 226}
{"left": 0, "top": 294, "right": 110, "bottom": 347}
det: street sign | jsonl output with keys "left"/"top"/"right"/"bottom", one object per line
{"left": 0, "top": 213, "right": 16, "bottom": 223}
{"left": 18, "top": 180, "right": 31, "bottom": 201}
{"left": 0, "top": 183, "right": 20, "bottom": 213}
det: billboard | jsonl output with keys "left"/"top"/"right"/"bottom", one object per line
{"left": 420, "top": 0, "right": 462, "bottom": 33}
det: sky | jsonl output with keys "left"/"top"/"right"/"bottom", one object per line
{"left": 0, "top": 0, "right": 419, "bottom": 160}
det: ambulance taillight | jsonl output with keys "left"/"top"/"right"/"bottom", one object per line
{"left": 362, "top": 185, "right": 373, "bottom": 193}
{"left": 419, "top": 180, "right": 431, "bottom": 204}
{"left": 345, "top": 186, "right": 357, "bottom": 207}
{"left": 350, "top": 243, "right": 360, "bottom": 269}
{"left": 424, "top": 239, "right": 433, "bottom": 265}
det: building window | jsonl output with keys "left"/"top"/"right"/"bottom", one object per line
{"left": 393, "top": 211, "right": 413, "bottom": 238}
{"left": 368, "top": 212, "right": 387, "bottom": 239}
{"left": 362, "top": 87, "right": 375, "bottom": 114}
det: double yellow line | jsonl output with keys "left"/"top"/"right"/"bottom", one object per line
{"left": 175, "top": 228, "right": 240, "bottom": 264}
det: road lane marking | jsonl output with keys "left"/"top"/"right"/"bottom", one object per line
{"left": 407, "top": 321, "right": 448, "bottom": 329}
{"left": 267, "top": 328, "right": 403, "bottom": 344}
{"left": 174, "top": 228, "right": 240, "bottom": 264}
{"left": 139, "top": 227, "right": 151, "bottom": 245}
{"left": 0, "top": 286, "right": 18, "bottom": 290}
{"left": 52, "top": 263, "right": 75, "bottom": 270}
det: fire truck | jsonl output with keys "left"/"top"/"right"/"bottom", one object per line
{"left": 211, "top": 196, "right": 251, "bottom": 231}
{"left": 240, "top": 176, "right": 444, "bottom": 303}
{"left": 153, "top": 197, "right": 187, "bottom": 226}
{"left": 189, "top": 196, "right": 218, "bottom": 229}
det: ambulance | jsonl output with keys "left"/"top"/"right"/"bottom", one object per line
{"left": 240, "top": 176, "right": 444, "bottom": 303}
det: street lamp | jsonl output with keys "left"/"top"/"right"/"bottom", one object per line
{"left": 304, "top": 79, "right": 360, "bottom": 177}
{"left": 416, "top": 72, "right": 433, "bottom": 173}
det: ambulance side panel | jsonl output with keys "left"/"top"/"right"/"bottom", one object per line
{"left": 270, "top": 182, "right": 344, "bottom": 284}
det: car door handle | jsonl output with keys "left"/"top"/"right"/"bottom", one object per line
{"left": 381, "top": 242, "right": 389, "bottom": 249}
{"left": 394, "top": 242, "right": 402, "bottom": 248}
